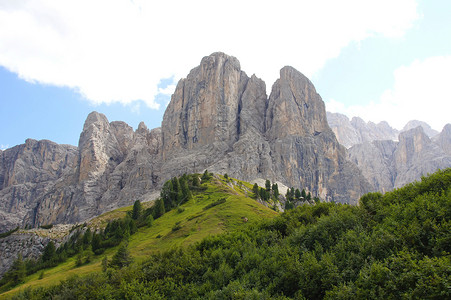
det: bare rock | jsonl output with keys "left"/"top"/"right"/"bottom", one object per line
{"left": 348, "top": 126, "right": 451, "bottom": 191}
{"left": 402, "top": 120, "right": 439, "bottom": 138}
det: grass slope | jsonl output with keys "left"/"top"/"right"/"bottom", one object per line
{"left": 1, "top": 175, "right": 277, "bottom": 298}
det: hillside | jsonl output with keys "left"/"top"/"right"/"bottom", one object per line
{"left": 2, "top": 169, "right": 450, "bottom": 299}
{"left": 0, "top": 174, "right": 277, "bottom": 298}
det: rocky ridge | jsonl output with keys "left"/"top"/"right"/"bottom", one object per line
{"left": 0, "top": 52, "right": 370, "bottom": 234}
{"left": 327, "top": 112, "right": 399, "bottom": 148}
{"left": 348, "top": 125, "right": 451, "bottom": 192}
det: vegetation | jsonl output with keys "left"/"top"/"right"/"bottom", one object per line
{"left": 0, "top": 227, "right": 19, "bottom": 239}
{"left": 3, "top": 169, "right": 451, "bottom": 299}
{"left": 1, "top": 172, "right": 276, "bottom": 297}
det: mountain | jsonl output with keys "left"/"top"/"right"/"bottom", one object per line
{"left": 402, "top": 120, "right": 439, "bottom": 137}
{"left": 348, "top": 125, "right": 451, "bottom": 192}
{"left": 326, "top": 112, "right": 398, "bottom": 148}
{"left": 0, "top": 52, "right": 370, "bottom": 232}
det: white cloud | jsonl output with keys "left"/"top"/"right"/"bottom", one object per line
{"left": 326, "top": 56, "right": 451, "bottom": 131}
{"left": 0, "top": 0, "right": 419, "bottom": 108}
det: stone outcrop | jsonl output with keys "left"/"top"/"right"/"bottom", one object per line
{"left": 0, "top": 52, "right": 371, "bottom": 234}
{"left": 349, "top": 125, "right": 451, "bottom": 192}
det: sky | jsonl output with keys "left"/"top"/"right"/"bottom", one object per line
{"left": 0, "top": 0, "right": 450, "bottom": 150}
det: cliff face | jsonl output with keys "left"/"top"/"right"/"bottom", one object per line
{"left": 349, "top": 125, "right": 451, "bottom": 192}
{"left": 0, "top": 52, "right": 370, "bottom": 232}
{"left": 0, "top": 139, "right": 77, "bottom": 232}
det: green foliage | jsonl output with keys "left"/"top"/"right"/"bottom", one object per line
{"left": 272, "top": 183, "right": 279, "bottom": 199}
{"left": 295, "top": 188, "right": 301, "bottom": 200}
{"left": 252, "top": 183, "right": 259, "bottom": 198}
{"left": 202, "top": 169, "right": 213, "bottom": 181}
{"left": 7, "top": 169, "right": 451, "bottom": 299}
{"left": 0, "top": 226, "right": 18, "bottom": 238}
{"left": 41, "top": 241, "right": 56, "bottom": 263}
{"left": 39, "top": 224, "right": 54, "bottom": 229}
{"left": 109, "top": 243, "right": 133, "bottom": 269}
{"left": 131, "top": 200, "right": 142, "bottom": 220}
{"left": 265, "top": 179, "right": 271, "bottom": 192}
{"left": 203, "top": 198, "right": 226, "bottom": 210}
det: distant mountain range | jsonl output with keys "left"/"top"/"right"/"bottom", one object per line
{"left": 327, "top": 112, "right": 451, "bottom": 192}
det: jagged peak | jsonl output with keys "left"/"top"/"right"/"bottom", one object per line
{"left": 137, "top": 121, "right": 148, "bottom": 132}
{"left": 398, "top": 125, "right": 430, "bottom": 142}
{"left": 83, "top": 111, "right": 109, "bottom": 131}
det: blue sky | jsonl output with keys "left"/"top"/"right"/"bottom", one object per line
{"left": 1, "top": 0, "right": 450, "bottom": 149}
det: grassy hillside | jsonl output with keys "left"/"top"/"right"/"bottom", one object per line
{"left": 0, "top": 174, "right": 277, "bottom": 298}
{"left": 4, "top": 169, "right": 450, "bottom": 299}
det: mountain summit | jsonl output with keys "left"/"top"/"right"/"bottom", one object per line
{"left": 0, "top": 52, "right": 370, "bottom": 231}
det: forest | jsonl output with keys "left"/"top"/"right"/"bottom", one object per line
{"left": 4, "top": 169, "right": 451, "bottom": 299}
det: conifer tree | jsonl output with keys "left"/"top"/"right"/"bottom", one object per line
{"left": 8, "top": 254, "right": 26, "bottom": 285}
{"left": 295, "top": 189, "right": 301, "bottom": 200}
{"left": 132, "top": 200, "right": 142, "bottom": 220}
{"left": 42, "top": 241, "right": 56, "bottom": 263}
{"left": 109, "top": 243, "right": 133, "bottom": 269}
{"left": 265, "top": 179, "right": 271, "bottom": 192}
{"left": 272, "top": 183, "right": 279, "bottom": 199}
{"left": 180, "top": 179, "right": 192, "bottom": 203}
{"left": 153, "top": 198, "right": 165, "bottom": 219}
{"left": 252, "top": 183, "right": 259, "bottom": 198}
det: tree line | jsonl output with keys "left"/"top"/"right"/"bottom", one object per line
{"left": 7, "top": 169, "right": 450, "bottom": 299}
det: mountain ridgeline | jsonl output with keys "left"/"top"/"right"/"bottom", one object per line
{"left": 0, "top": 52, "right": 370, "bottom": 232}
{"left": 327, "top": 112, "right": 451, "bottom": 192}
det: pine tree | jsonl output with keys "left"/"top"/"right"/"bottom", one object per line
{"left": 192, "top": 175, "right": 200, "bottom": 187}
{"left": 272, "top": 183, "right": 279, "bottom": 199}
{"left": 252, "top": 183, "right": 259, "bottom": 198}
{"left": 153, "top": 198, "right": 165, "bottom": 219}
{"left": 161, "top": 180, "right": 174, "bottom": 210}
{"left": 172, "top": 177, "right": 183, "bottom": 206}
{"left": 132, "top": 200, "right": 142, "bottom": 220}
{"left": 295, "top": 189, "right": 301, "bottom": 200}
{"left": 180, "top": 178, "right": 192, "bottom": 203}
{"left": 109, "top": 243, "right": 133, "bottom": 269}
{"left": 301, "top": 189, "right": 307, "bottom": 199}
{"left": 265, "top": 179, "right": 271, "bottom": 192}
{"left": 42, "top": 241, "right": 56, "bottom": 263}
{"left": 8, "top": 254, "right": 26, "bottom": 285}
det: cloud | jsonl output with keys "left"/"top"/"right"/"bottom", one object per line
{"left": 326, "top": 56, "right": 451, "bottom": 131}
{"left": 0, "top": 0, "right": 419, "bottom": 108}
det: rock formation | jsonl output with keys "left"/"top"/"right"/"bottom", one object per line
{"left": 402, "top": 120, "right": 439, "bottom": 138}
{"left": 327, "top": 112, "right": 399, "bottom": 148}
{"left": 348, "top": 125, "right": 451, "bottom": 192}
{"left": 0, "top": 52, "right": 370, "bottom": 233}
{"left": 0, "top": 139, "right": 77, "bottom": 232}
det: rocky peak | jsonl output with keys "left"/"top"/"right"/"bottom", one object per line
{"left": 266, "top": 66, "right": 328, "bottom": 139}
{"left": 78, "top": 112, "right": 122, "bottom": 181}
{"left": 162, "top": 52, "right": 249, "bottom": 156}
{"left": 396, "top": 126, "right": 430, "bottom": 164}
{"left": 327, "top": 113, "right": 398, "bottom": 148}
{"left": 402, "top": 120, "right": 439, "bottom": 138}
